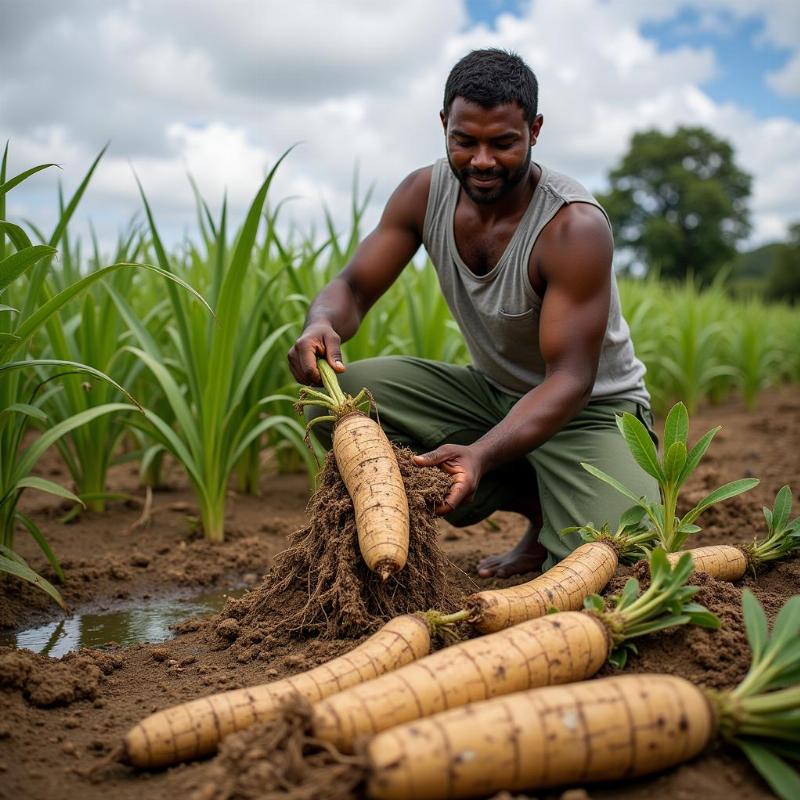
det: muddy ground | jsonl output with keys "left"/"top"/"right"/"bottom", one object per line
{"left": 1, "top": 386, "right": 798, "bottom": 800}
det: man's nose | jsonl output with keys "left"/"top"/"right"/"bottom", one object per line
{"left": 471, "top": 145, "right": 495, "bottom": 171}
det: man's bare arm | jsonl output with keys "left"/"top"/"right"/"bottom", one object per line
{"left": 416, "top": 203, "right": 613, "bottom": 511}
{"left": 288, "top": 167, "right": 431, "bottom": 385}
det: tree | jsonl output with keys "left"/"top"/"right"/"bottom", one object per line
{"left": 598, "top": 126, "right": 752, "bottom": 283}
{"left": 766, "top": 222, "right": 800, "bottom": 304}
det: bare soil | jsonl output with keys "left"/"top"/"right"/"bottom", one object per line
{"left": 1, "top": 386, "right": 798, "bottom": 800}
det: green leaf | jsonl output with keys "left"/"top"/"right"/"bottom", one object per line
{"left": 663, "top": 441, "right": 687, "bottom": 485}
{"left": 607, "top": 647, "right": 629, "bottom": 669}
{"left": 619, "top": 505, "right": 647, "bottom": 528}
{"left": 0, "top": 244, "right": 57, "bottom": 295}
{"left": 0, "top": 402, "right": 49, "bottom": 425}
{"left": 583, "top": 594, "right": 605, "bottom": 612}
{"left": 676, "top": 426, "right": 720, "bottom": 487}
{"left": 16, "top": 476, "right": 84, "bottom": 506}
{"left": 620, "top": 412, "right": 664, "bottom": 481}
{"left": 0, "top": 551, "right": 66, "bottom": 610}
{"left": 685, "top": 608, "right": 720, "bottom": 629}
{"left": 682, "top": 478, "right": 760, "bottom": 526}
{"left": 581, "top": 462, "right": 648, "bottom": 506}
{"left": 0, "top": 220, "right": 33, "bottom": 251}
{"left": 769, "top": 596, "right": 800, "bottom": 654}
{"left": 619, "top": 577, "right": 640, "bottom": 606}
{"left": 663, "top": 402, "right": 689, "bottom": 450}
{"left": 763, "top": 506, "right": 774, "bottom": 532}
{"left": 13, "top": 403, "right": 135, "bottom": 481}
{"left": 742, "top": 589, "right": 769, "bottom": 663}
{"left": 15, "top": 511, "right": 65, "bottom": 582}
{"left": 737, "top": 739, "right": 800, "bottom": 800}
{"left": 771, "top": 486, "right": 792, "bottom": 534}
{"left": 0, "top": 162, "right": 57, "bottom": 198}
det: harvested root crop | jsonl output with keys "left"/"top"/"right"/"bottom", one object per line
{"left": 299, "top": 549, "right": 717, "bottom": 754}
{"left": 297, "top": 359, "right": 408, "bottom": 580}
{"left": 465, "top": 510, "right": 654, "bottom": 634}
{"left": 660, "top": 485, "right": 800, "bottom": 581}
{"left": 364, "top": 591, "right": 800, "bottom": 800}
{"left": 115, "top": 614, "right": 433, "bottom": 769}
{"left": 237, "top": 445, "right": 453, "bottom": 639}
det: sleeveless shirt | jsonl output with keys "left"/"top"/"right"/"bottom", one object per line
{"left": 421, "top": 158, "right": 650, "bottom": 405}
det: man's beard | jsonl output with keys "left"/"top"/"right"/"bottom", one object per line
{"left": 447, "top": 146, "right": 532, "bottom": 205}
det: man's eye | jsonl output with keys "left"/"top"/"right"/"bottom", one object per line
{"left": 495, "top": 141, "right": 514, "bottom": 150}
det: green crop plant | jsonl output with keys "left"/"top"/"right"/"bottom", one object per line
{"left": 730, "top": 301, "right": 782, "bottom": 410}
{"left": 120, "top": 152, "right": 316, "bottom": 541}
{"left": 710, "top": 591, "right": 800, "bottom": 799}
{"left": 0, "top": 144, "right": 205, "bottom": 605}
{"left": 581, "top": 401, "right": 758, "bottom": 551}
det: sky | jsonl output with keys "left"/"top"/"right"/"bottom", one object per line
{"left": 2, "top": 0, "right": 799, "bottom": 260}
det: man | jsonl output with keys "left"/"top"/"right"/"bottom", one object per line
{"left": 288, "top": 49, "right": 658, "bottom": 578}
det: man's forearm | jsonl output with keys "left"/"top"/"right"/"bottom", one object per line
{"left": 471, "top": 371, "right": 593, "bottom": 473}
{"left": 305, "top": 277, "right": 363, "bottom": 342}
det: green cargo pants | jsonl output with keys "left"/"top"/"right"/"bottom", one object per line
{"left": 308, "top": 356, "right": 659, "bottom": 570}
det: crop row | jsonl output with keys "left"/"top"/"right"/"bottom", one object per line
{"left": 2, "top": 148, "right": 798, "bottom": 601}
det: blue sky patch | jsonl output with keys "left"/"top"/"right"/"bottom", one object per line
{"left": 465, "top": 1, "right": 799, "bottom": 121}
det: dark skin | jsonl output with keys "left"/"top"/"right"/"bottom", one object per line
{"left": 288, "top": 97, "right": 613, "bottom": 578}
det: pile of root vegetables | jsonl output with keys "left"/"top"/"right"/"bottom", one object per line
{"left": 102, "top": 379, "right": 800, "bottom": 799}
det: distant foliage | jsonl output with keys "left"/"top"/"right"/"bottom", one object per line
{"left": 599, "top": 126, "right": 752, "bottom": 284}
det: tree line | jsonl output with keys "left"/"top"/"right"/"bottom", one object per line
{"left": 599, "top": 126, "right": 799, "bottom": 303}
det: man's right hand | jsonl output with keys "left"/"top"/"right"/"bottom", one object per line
{"left": 288, "top": 323, "right": 346, "bottom": 385}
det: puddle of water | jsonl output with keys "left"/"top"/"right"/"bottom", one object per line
{"left": 0, "top": 586, "right": 247, "bottom": 658}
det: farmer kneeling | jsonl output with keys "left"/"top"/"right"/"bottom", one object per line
{"left": 288, "top": 48, "right": 658, "bottom": 577}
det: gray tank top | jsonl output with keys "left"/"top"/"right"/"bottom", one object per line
{"left": 422, "top": 158, "right": 650, "bottom": 405}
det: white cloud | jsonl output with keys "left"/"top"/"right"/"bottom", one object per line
{"left": 2, "top": 0, "right": 800, "bottom": 256}
{"left": 767, "top": 52, "right": 800, "bottom": 97}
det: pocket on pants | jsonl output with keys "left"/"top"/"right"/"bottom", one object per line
{"left": 635, "top": 403, "right": 659, "bottom": 449}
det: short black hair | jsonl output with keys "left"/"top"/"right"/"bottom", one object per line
{"left": 443, "top": 49, "right": 539, "bottom": 123}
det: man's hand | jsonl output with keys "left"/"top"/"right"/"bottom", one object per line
{"left": 413, "top": 444, "right": 485, "bottom": 515}
{"left": 288, "top": 323, "right": 345, "bottom": 385}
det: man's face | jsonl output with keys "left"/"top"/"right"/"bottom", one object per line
{"left": 441, "top": 98, "right": 543, "bottom": 205}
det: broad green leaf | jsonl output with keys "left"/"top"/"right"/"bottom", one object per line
{"left": 676, "top": 426, "right": 720, "bottom": 487}
{"left": 619, "top": 577, "right": 640, "bottom": 606}
{"left": 581, "top": 462, "right": 647, "bottom": 506}
{"left": 0, "top": 552, "right": 66, "bottom": 610}
{"left": 663, "top": 441, "right": 687, "bottom": 485}
{"left": 619, "top": 505, "right": 647, "bottom": 528}
{"left": 663, "top": 402, "right": 689, "bottom": 450}
{"left": 620, "top": 412, "right": 664, "bottom": 481}
{"left": 763, "top": 506, "right": 774, "bottom": 532}
{"left": 583, "top": 594, "right": 605, "bottom": 612}
{"left": 682, "top": 478, "right": 760, "bottom": 526}
{"left": 685, "top": 608, "right": 721, "bottom": 629}
{"left": 0, "top": 220, "right": 33, "bottom": 251}
{"left": 742, "top": 589, "right": 768, "bottom": 662}
{"left": 737, "top": 739, "right": 800, "bottom": 800}
{"left": 769, "top": 595, "right": 800, "bottom": 655}
{"left": 771, "top": 486, "right": 792, "bottom": 534}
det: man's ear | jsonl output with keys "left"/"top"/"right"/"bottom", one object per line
{"left": 439, "top": 109, "right": 447, "bottom": 132}
{"left": 530, "top": 114, "right": 544, "bottom": 146}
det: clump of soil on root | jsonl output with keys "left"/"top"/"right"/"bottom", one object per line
{"left": 189, "top": 697, "right": 364, "bottom": 800}
{"left": 211, "top": 447, "right": 456, "bottom": 652}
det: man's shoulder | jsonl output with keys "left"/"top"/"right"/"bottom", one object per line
{"left": 397, "top": 164, "right": 435, "bottom": 200}
{"left": 539, "top": 164, "right": 596, "bottom": 203}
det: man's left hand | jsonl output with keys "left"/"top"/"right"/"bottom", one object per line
{"left": 413, "top": 444, "right": 484, "bottom": 515}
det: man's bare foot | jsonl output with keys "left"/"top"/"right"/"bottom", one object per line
{"left": 477, "top": 525, "right": 548, "bottom": 578}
